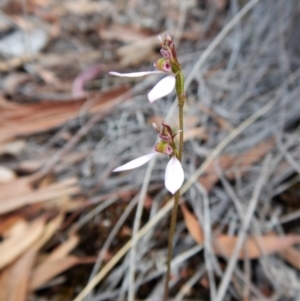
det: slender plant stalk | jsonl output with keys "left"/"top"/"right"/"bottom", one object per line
{"left": 163, "top": 72, "right": 186, "bottom": 301}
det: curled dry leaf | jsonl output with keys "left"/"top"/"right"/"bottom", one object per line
{"left": 181, "top": 203, "right": 300, "bottom": 259}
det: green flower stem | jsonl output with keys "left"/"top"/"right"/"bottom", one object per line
{"left": 163, "top": 71, "right": 186, "bottom": 301}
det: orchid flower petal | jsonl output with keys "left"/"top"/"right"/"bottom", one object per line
{"left": 164, "top": 156, "right": 184, "bottom": 194}
{"left": 113, "top": 153, "right": 157, "bottom": 172}
{"left": 109, "top": 71, "right": 164, "bottom": 78}
{"left": 148, "top": 75, "right": 176, "bottom": 103}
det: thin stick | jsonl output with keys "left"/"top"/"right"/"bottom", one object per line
{"left": 163, "top": 189, "right": 180, "bottom": 301}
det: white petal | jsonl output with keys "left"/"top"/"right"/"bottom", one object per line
{"left": 165, "top": 156, "right": 184, "bottom": 194}
{"left": 113, "top": 153, "right": 157, "bottom": 172}
{"left": 148, "top": 75, "right": 176, "bottom": 103}
{"left": 109, "top": 71, "right": 163, "bottom": 78}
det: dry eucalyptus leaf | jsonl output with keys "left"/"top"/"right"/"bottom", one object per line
{"left": 0, "top": 140, "right": 26, "bottom": 156}
{"left": 0, "top": 178, "right": 79, "bottom": 214}
{"left": 279, "top": 247, "right": 300, "bottom": 270}
{"left": 29, "top": 256, "right": 95, "bottom": 291}
{"left": 181, "top": 204, "right": 300, "bottom": 259}
{"left": 0, "top": 218, "right": 45, "bottom": 269}
{"left": 0, "top": 249, "right": 37, "bottom": 301}
{"left": 0, "top": 166, "right": 16, "bottom": 183}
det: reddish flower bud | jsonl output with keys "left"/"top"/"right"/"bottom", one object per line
{"left": 159, "top": 122, "right": 174, "bottom": 143}
{"left": 159, "top": 35, "right": 180, "bottom": 68}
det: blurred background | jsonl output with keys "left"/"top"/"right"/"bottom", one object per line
{"left": 0, "top": 0, "right": 300, "bottom": 300}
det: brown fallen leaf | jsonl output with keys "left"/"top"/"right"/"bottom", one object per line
{"left": 214, "top": 235, "right": 300, "bottom": 259}
{"left": 62, "top": 1, "right": 113, "bottom": 15}
{"left": 0, "top": 249, "right": 37, "bottom": 301}
{"left": 279, "top": 247, "right": 300, "bottom": 270}
{"left": 0, "top": 217, "right": 45, "bottom": 269}
{"left": 0, "top": 215, "right": 26, "bottom": 236}
{"left": 0, "top": 86, "right": 129, "bottom": 142}
{"left": 99, "top": 24, "right": 151, "bottom": 43}
{"left": 17, "top": 151, "right": 88, "bottom": 174}
{"left": 32, "top": 214, "right": 64, "bottom": 251}
{"left": 0, "top": 177, "right": 79, "bottom": 214}
{"left": 200, "top": 139, "right": 275, "bottom": 191}
{"left": 180, "top": 203, "right": 204, "bottom": 243}
{"left": 45, "top": 234, "right": 79, "bottom": 262}
{"left": 29, "top": 256, "right": 95, "bottom": 291}
{"left": 181, "top": 204, "right": 300, "bottom": 259}
{"left": 0, "top": 178, "right": 32, "bottom": 204}
{"left": 2, "top": 217, "right": 28, "bottom": 239}
{"left": 0, "top": 140, "right": 25, "bottom": 156}
{"left": 0, "top": 166, "right": 16, "bottom": 183}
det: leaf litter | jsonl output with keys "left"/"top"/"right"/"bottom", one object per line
{"left": 0, "top": 0, "right": 300, "bottom": 301}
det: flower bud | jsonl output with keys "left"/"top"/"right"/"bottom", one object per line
{"left": 159, "top": 34, "right": 180, "bottom": 68}
{"left": 160, "top": 48, "right": 171, "bottom": 59}
{"left": 164, "top": 34, "right": 172, "bottom": 45}
{"left": 154, "top": 58, "right": 172, "bottom": 73}
{"left": 159, "top": 122, "right": 174, "bottom": 143}
{"left": 154, "top": 141, "right": 173, "bottom": 155}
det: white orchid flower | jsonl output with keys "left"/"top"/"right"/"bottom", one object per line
{"left": 113, "top": 152, "right": 184, "bottom": 195}
{"left": 109, "top": 59, "right": 176, "bottom": 103}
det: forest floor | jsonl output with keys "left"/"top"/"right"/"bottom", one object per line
{"left": 0, "top": 0, "right": 300, "bottom": 301}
